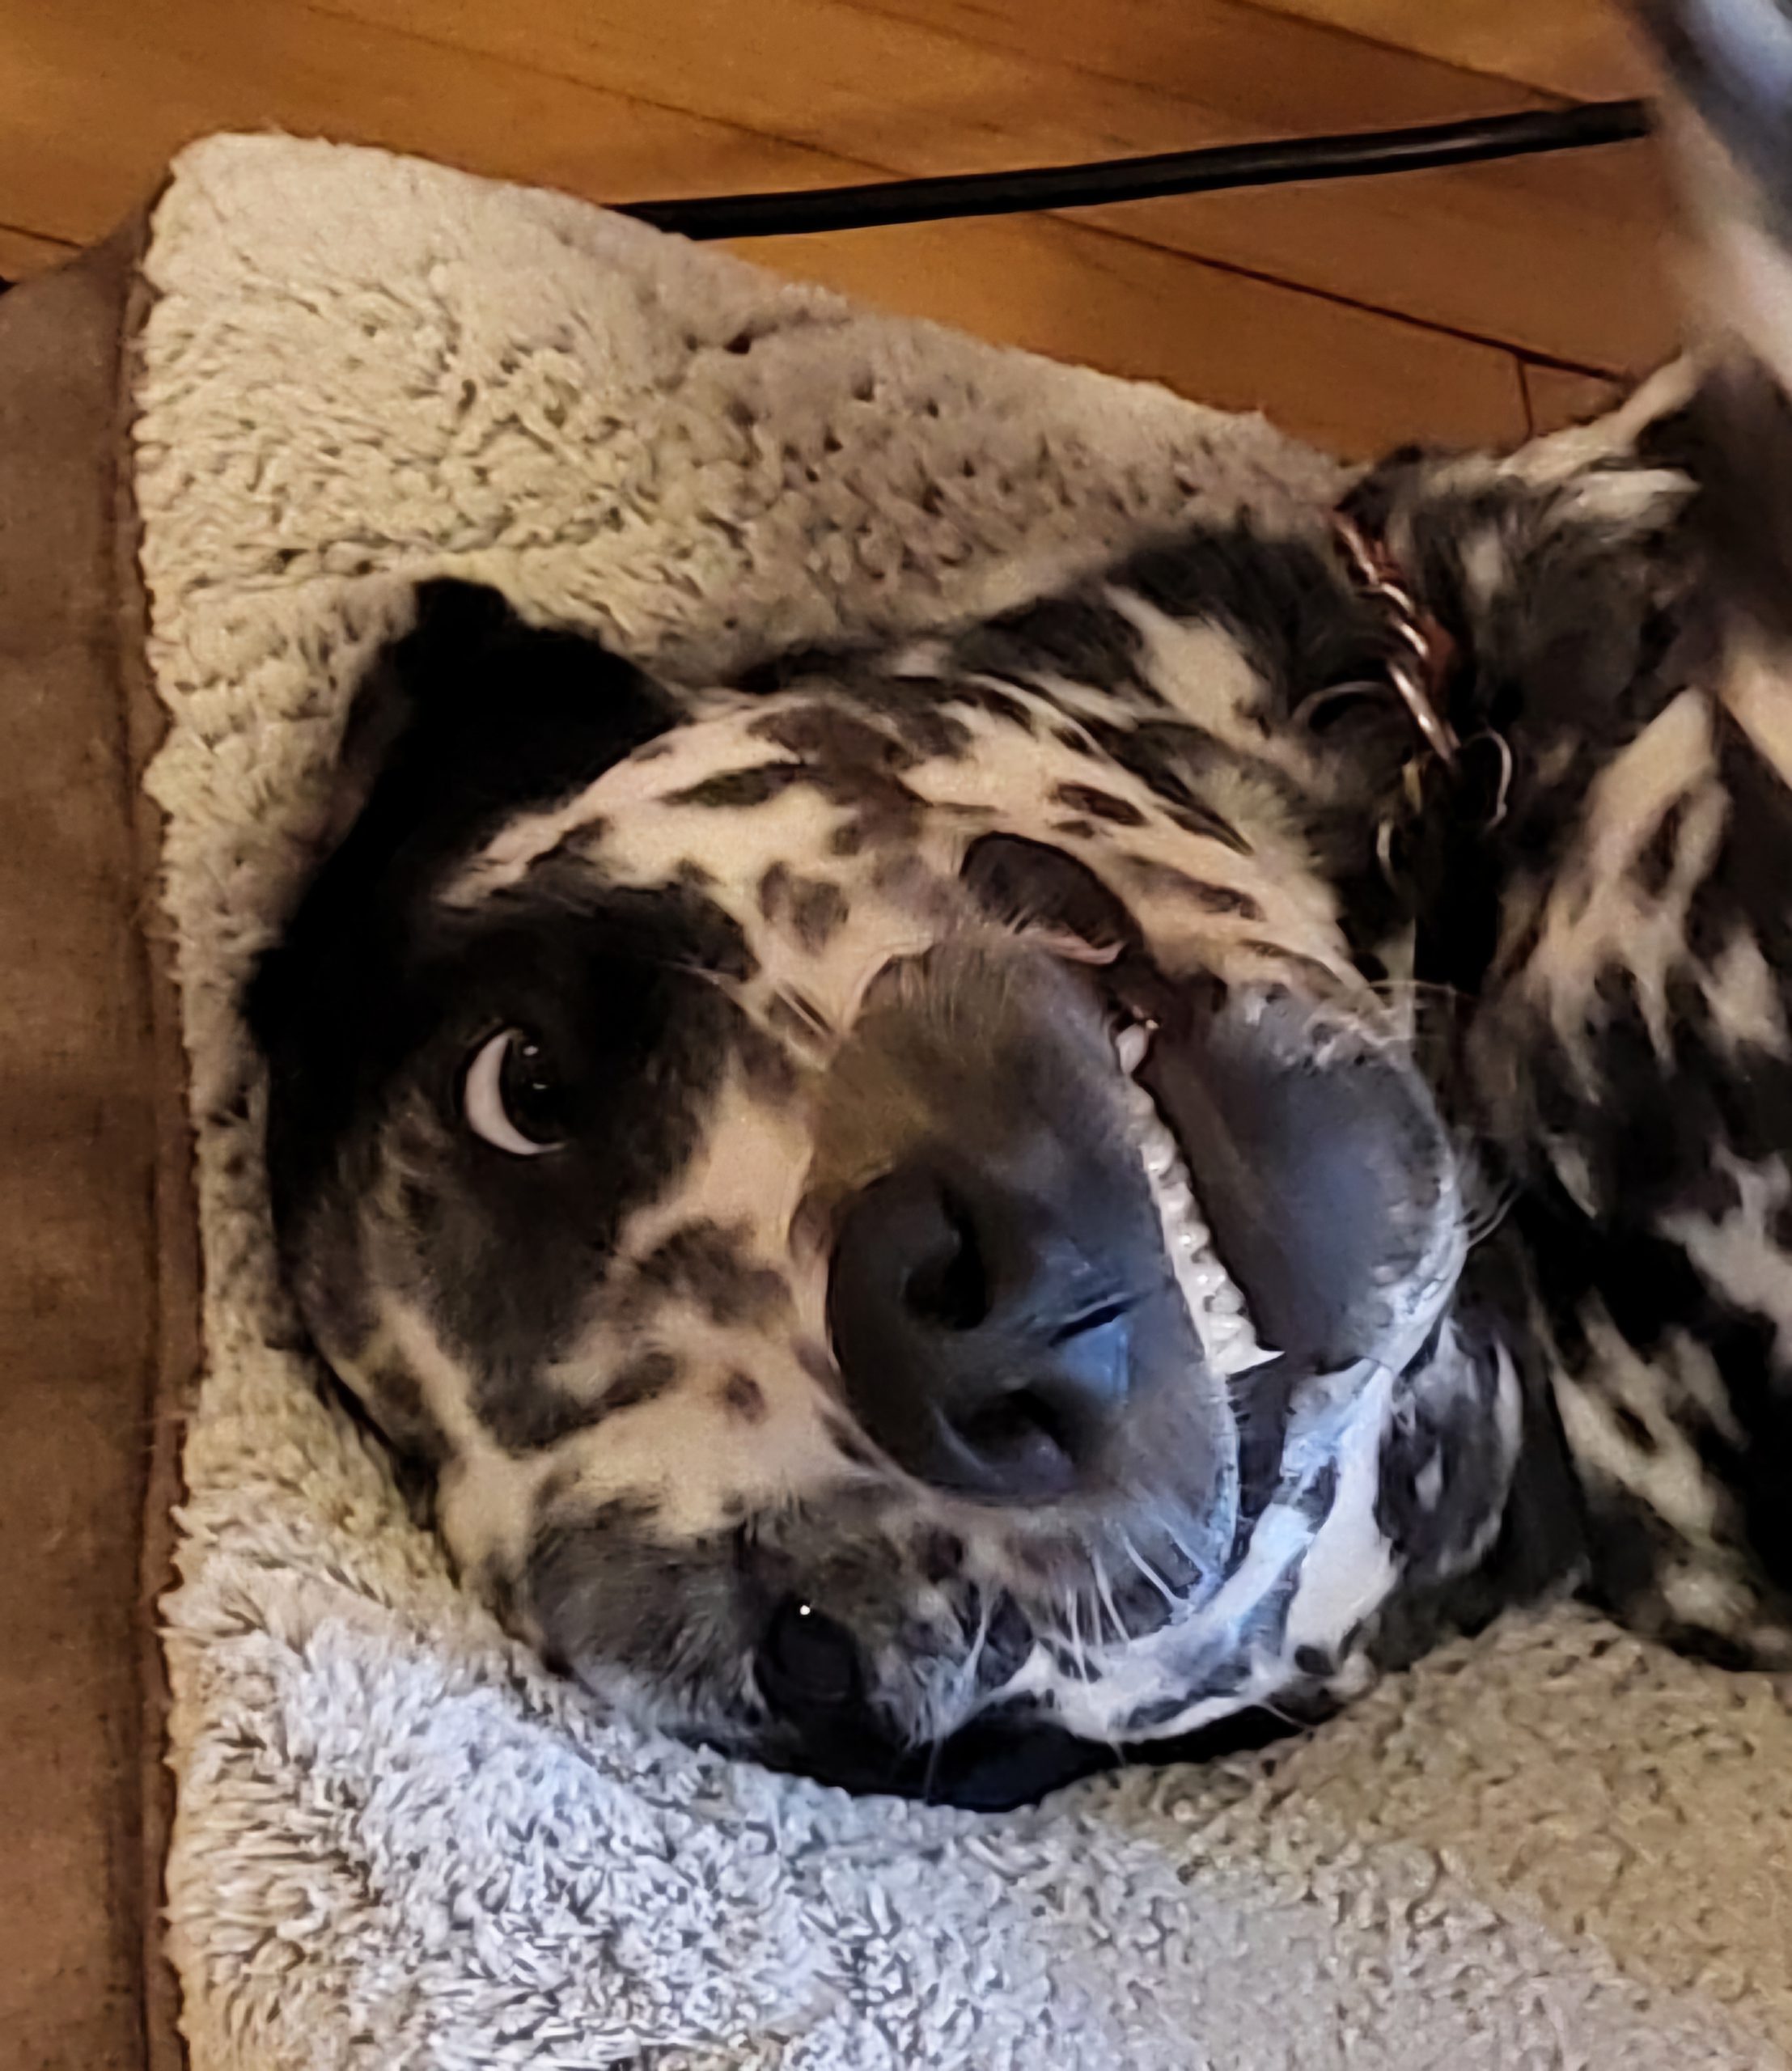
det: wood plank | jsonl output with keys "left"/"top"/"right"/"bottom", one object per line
{"left": 307, "top": 0, "right": 1675, "bottom": 372}
{"left": 1522, "top": 360, "right": 1625, "bottom": 434}
{"left": 856, "top": 0, "right": 1676, "bottom": 372}
{"left": 0, "top": 0, "right": 1530, "bottom": 454}
{"left": 0, "top": 222, "right": 75, "bottom": 279}
{"left": 1246, "top": 0, "right": 1651, "bottom": 101}
{"left": 0, "top": 0, "right": 861, "bottom": 246}
{"left": 860, "top": 0, "right": 1606, "bottom": 124}
{"left": 739, "top": 211, "right": 1531, "bottom": 456}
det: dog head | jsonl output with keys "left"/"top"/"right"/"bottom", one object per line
{"left": 252, "top": 565, "right": 1465, "bottom": 1804}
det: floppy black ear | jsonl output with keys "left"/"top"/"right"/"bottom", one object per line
{"left": 317, "top": 578, "right": 680, "bottom": 875}
{"left": 248, "top": 579, "right": 679, "bottom": 1057}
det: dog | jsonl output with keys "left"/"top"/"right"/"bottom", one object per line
{"left": 249, "top": 0, "right": 1792, "bottom": 1807}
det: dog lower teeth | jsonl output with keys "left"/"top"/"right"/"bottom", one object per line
{"left": 1116, "top": 1028, "right": 1275, "bottom": 1378}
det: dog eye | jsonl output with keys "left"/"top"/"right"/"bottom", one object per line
{"left": 462, "top": 1028, "right": 568, "bottom": 1156}
{"left": 756, "top": 1599, "right": 862, "bottom": 1716}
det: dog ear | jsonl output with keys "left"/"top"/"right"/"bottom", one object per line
{"left": 1629, "top": 0, "right": 1792, "bottom": 637}
{"left": 248, "top": 581, "right": 680, "bottom": 1061}
{"left": 313, "top": 580, "right": 506, "bottom": 857}
{"left": 316, "top": 578, "right": 680, "bottom": 874}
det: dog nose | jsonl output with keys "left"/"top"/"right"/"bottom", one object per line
{"left": 827, "top": 1157, "right": 1142, "bottom": 1501}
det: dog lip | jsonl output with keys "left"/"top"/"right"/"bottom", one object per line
{"left": 1133, "top": 986, "right": 1455, "bottom": 1372}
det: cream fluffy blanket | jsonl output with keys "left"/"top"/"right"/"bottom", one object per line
{"left": 142, "top": 135, "right": 1792, "bottom": 2069}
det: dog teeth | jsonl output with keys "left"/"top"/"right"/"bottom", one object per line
{"left": 1115, "top": 1023, "right": 1152, "bottom": 1075}
{"left": 1144, "top": 1139, "right": 1177, "bottom": 1180}
{"left": 1115, "top": 1028, "right": 1275, "bottom": 1379}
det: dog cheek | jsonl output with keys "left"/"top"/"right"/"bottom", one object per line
{"left": 523, "top": 1497, "right": 753, "bottom": 1724}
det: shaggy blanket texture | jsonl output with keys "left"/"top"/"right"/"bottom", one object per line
{"left": 142, "top": 135, "right": 1792, "bottom": 2069}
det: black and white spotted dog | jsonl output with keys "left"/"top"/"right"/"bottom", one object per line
{"left": 252, "top": 2, "right": 1792, "bottom": 1806}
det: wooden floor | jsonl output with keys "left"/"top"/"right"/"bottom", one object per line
{"left": 0, "top": 0, "right": 1668, "bottom": 455}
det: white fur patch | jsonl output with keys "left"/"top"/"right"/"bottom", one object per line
{"left": 1489, "top": 358, "right": 1702, "bottom": 492}
{"left": 1664, "top": 1150, "right": 1792, "bottom": 1370}
{"left": 1103, "top": 589, "right": 1263, "bottom": 728}
{"left": 1523, "top": 687, "right": 1726, "bottom": 1069}
{"left": 1280, "top": 1366, "right": 1400, "bottom": 1658}
{"left": 1721, "top": 637, "right": 1792, "bottom": 792}
{"left": 1554, "top": 1305, "right": 1727, "bottom": 1544}
{"left": 1036, "top": 1366, "right": 1404, "bottom": 1744}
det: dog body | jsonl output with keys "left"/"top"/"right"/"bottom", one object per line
{"left": 252, "top": 5, "right": 1792, "bottom": 1806}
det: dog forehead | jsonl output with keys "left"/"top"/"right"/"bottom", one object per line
{"left": 448, "top": 685, "right": 988, "bottom": 897}
{"left": 441, "top": 672, "right": 1351, "bottom": 1007}
{"left": 447, "top": 595, "right": 1290, "bottom": 888}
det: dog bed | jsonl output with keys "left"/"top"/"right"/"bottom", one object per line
{"left": 38, "top": 132, "right": 1792, "bottom": 2067}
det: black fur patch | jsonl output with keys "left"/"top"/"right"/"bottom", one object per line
{"left": 1166, "top": 802, "right": 1249, "bottom": 853}
{"left": 719, "top": 1370, "right": 769, "bottom": 1423}
{"left": 622, "top": 1222, "right": 790, "bottom": 1328}
{"left": 954, "top": 595, "right": 1150, "bottom": 697}
{"left": 476, "top": 1366, "right": 616, "bottom": 1455}
{"left": 604, "top": 1350, "right": 680, "bottom": 1413}
{"left": 1114, "top": 523, "right": 1389, "bottom": 715}
{"left": 960, "top": 833, "right": 1144, "bottom": 954}
{"left": 1052, "top": 781, "right": 1147, "bottom": 828}
{"left": 951, "top": 681, "right": 1038, "bottom": 733}
{"left": 759, "top": 863, "right": 849, "bottom": 951}
{"left": 361, "top": 1362, "right": 454, "bottom": 1471}
{"left": 673, "top": 763, "right": 807, "bottom": 809}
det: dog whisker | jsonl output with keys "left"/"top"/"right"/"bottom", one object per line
{"left": 1151, "top": 1514, "right": 1209, "bottom": 1585}
{"left": 1089, "top": 1551, "right": 1128, "bottom": 1649}
{"left": 1118, "top": 1532, "right": 1180, "bottom": 1611}
{"left": 1464, "top": 1178, "right": 1517, "bottom": 1247}
{"left": 1070, "top": 1586, "right": 1103, "bottom": 1684}
{"left": 941, "top": 1590, "right": 993, "bottom": 1736}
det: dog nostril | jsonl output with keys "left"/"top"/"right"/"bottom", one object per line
{"left": 951, "top": 1387, "right": 1071, "bottom": 1469}
{"left": 902, "top": 1195, "right": 990, "bottom": 1331}
{"left": 1047, "top": 1297, "right": 1130, "bottom": 1349}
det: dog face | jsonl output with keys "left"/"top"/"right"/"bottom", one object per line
{"left": 253, "top": 557, "right": 1466, "bottom": 1802}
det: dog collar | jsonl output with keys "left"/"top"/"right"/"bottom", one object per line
{"left": 1329, "top": 510, "right": 1513, "bottom": 852}
{"left": 1330, "top": 511, "right": 1461, "bottom": 772}
{"left": 1329, "top": 510, "right": 1516, "bottom": 995}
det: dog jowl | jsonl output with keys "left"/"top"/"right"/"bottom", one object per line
{"left": 254, "top": 0, "right": 1792, "bottom": 1806}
